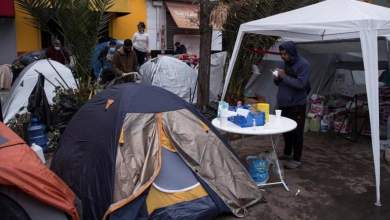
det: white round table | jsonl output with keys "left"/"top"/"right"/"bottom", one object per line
{"left": 211, "top": 115, "right": 297, "bottom": 136}
{"left": 211, "top": 114, "right": 297, "bottom": 191}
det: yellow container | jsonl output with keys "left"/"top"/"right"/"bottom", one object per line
{"left": 255, "top": 103, "right": 270, "bottom": 122}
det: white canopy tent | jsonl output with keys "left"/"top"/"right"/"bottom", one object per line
{"left": 221, "top": 0, "right": 390, "bottom": 206}
{"left": 245, "top": 37, "right": 390, "bottom": 111}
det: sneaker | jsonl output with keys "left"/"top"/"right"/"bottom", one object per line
{"left": 279, "top": 154, "right": 293, "bottom": 161}
{"left": 284, "top": 160, "right": 302, "bottom": 169}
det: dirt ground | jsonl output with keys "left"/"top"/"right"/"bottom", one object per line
{"left": 217, "top": 132, "right": 390, "bottom": 220}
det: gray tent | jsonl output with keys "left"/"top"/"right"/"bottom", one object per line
{"left": 139, "top": 56, "right": 198, "bottom": 103}
{"left": 139, "top": 52, "right": 227, "bottom": 103}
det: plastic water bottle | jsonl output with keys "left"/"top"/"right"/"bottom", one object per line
{"left": 218, "top": 101, "right": 228, "bottom": 117}
{"left": 27, "top": 117, "right": 48, "bottom": 152}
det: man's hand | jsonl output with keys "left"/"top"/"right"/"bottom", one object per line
{"left": 277, "top": 68, "right": 286, "bottom": 78}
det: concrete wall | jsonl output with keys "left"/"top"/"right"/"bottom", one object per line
{"left": 0, "top": 18, "right": 17, "bottom": 64}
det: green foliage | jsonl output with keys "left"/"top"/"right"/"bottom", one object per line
{"left": 222, "top": 0, "right": 321, "bottom": 102}
{"left": 7, "top": 112, "right": 32, "bottom": 141}
{"left": 47, "top": 88, "right": 85, "bottom": 149}
{"left": 14, "top": 0, "right": 114, "bottom": 149}
{"left": 15, "top": 0, "right": 113, "bottom": 85}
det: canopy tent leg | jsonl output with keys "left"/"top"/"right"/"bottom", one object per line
{"left": 360, "top": 30, "right": 381, "bottom": 207}
{"left": 221, "top": 29, "right": 245, "bottom": 100}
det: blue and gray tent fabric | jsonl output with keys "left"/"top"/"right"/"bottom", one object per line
{"left": 51, "top": 83, "right": 261, "bottom": 220}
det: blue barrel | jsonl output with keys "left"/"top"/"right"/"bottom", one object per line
{"left": 27, "top": 117, "right": 48, "bottom": 152}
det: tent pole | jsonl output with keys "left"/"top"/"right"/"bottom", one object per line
{"left": 46, "top": 59, "right": 71, "bottom": 89}
{"left": 34, "top": 69, "right": 65, "bottom": 89}
{"left": 360, "top": 30, "right": 381, "bottom": 207}
{"left": 387, "top": 38, "right": 390, "bottom": 71}
{"left": 221, "top": 29, "right": 245, "bottom": 100}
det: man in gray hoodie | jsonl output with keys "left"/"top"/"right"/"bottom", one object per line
{"left": 274, "top": 41, "right": 310, "bottom": 169}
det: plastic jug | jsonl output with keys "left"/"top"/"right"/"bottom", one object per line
{"left": 27, "top": 117, "right": 48, "bottom": 152}
{"left": 247, "top": 156, "right": 269, "bottom": 185}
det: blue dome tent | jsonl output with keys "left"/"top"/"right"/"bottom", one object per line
{"left": 51, "top": 83, "right": 261, "bottom": 220}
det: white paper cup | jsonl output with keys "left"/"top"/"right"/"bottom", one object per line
{"left": 272, "top": 70, "right": 279, "bottom": 77}
{"left": 275, "top": 109, "right": 282, "bottom": 118}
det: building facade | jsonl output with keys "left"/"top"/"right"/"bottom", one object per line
{"left": 146, "top": 0, "right": 222, "bottom": 55}
{"left": 1, "top": 0, "right": 222, "bottom": 64}
{"left": 0, "top": 0, "right": 145, "bottom": 64}
{"left": 0, "top": 0, "right": 17, "bottom": 64}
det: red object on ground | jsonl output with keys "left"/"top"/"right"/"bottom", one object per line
{"left": 0, "top": 122, "right": 80, "bottom": 220}
{"left": 0, "top": 0, "right": 15, "bottom": 17}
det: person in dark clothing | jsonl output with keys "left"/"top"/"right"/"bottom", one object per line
{"left": 46, "top": 39, "right": 70, "bottom": 65}
{"left": 112, "top": 39, "right": 138, "bottom": 81}
{"left": 379, "top": 68, "right": 390, "bottom": 86}
{"left": 98, "top": 40, "right": 117, "bottom": 84}
{"left": 273, "top": 41, "right": 310, "bottom": 169}
{"left": 174, "top": 42, "right": 187, "bottom": 54}
{"left": 98, "top": 40, "right": 117, "bottom": 69}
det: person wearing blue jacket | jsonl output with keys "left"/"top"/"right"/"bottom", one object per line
{"left": 274, "top": 41, "right": 310, "bottom": 169}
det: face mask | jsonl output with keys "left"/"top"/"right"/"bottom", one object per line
{"left": 54, "top": 46, "right": 61, "bottom": 50}
{"left": 109, "top": 47, "right": 116, "bottom": 53}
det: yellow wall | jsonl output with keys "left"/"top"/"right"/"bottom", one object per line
{"left": 14, "top": 4, "right": 41, "bottom": 54}
{"left": 14, "top": 0, "right": 145, "bottom": 53}
{"left": 110, "top": 0, "right": 147, "bottom": 40}
{"left": 107, "top": 0, "right": 131, "bottom": 13}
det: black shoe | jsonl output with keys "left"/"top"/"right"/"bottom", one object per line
{"left": 284, "top": 160, "right": 302, "bottom": 169}
{"left": 279, "top": 155, "right": 293, "bottom": 160}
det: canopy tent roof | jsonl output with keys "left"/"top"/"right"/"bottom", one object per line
{"left": 222, "top": 0, "right": 390, "bottom": 207}
{"left": 240, "top": 0, "right": 390, "bottom": 41}
{"left": 297, "top": 37, "right": 389, "bottom": 56}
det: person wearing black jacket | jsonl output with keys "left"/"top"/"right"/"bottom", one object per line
{"left": 273, "top": 41, "right": 311, "bottom": 169}
{"left": 174, "top": 42, "right": 187, "bottom": 54}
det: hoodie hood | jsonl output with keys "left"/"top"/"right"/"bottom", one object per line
{"left": 279, "top": 41, "right": 298, "bottom": 63}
